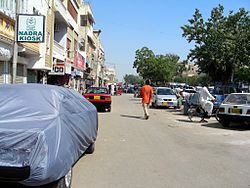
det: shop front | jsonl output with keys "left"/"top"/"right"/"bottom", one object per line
{"left": 47, "top": 58, "right": 72, "bottom": 87}
{"left": 72, "top": 52, "right": 85, "bottom": 93}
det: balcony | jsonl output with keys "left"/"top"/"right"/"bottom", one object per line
{"left": 66, "top": 11, "right": 78, "bottom": 33}
{"left": 53, "top": 40, "right": 66, "bottom": 61}
{"left": 54, "top": 0, "right": 68, "bottom": 24}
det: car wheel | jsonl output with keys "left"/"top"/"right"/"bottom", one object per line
{"left": 52, "top": 168, "right": 72, "bottom": 188}
{"left": 154, "top": 101, "right": 158, "bottom": 108}
{"left": 86, "top": 143, "right": 95, "bottom": 154}
{"left": 220, "top": 119, "right": 230, "bottom": 127}
{"left": 214, "top": 109, "right": 221, "bottom": 123}
{"left": 108, "top": 106, "right": 111, "bottom": 112}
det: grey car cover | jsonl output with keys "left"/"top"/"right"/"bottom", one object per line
{"left": 0, "top": 84, "right": 98, "bottom": 186}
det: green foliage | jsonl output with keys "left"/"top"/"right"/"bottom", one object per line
{"left": 181, "top": 5, "right": 250, "bottom": 84}
{"left": 123, "top": 74, "right": 143, "bottom": 85}
{"left": 133, "top": 47, "right": 180, "bottom": 85}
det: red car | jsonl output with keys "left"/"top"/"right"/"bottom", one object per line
{"left": 84, "top": 87, "right": 112, "bottom": 112}
{"left": 116, "top": 87, "right": 123, "bottom": 95}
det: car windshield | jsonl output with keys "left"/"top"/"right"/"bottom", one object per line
{"left": 224, "top": 94, "right": 250, "bottom": 105}
{"left": 86, "top": 88, "right": 108, "bottom": 94}
{"left": 157, "top": 88, "right": 174, "bottom": 95}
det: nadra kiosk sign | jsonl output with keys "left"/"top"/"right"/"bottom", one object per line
{"left": 17, "top": 15, "right": 45, "bottom": 43}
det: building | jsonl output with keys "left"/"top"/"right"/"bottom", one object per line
{"left": 0, "top": 0, "right": 105, "bottom": 90}
{"left": 0, "top": 0, "right": 42, "bottom": 84}
{"left": 104, "top": 66, "right": 117, "bottom": 84}
{"left": 93, "top": 29, "right": 105, "bottom": 87}
{"left": 78, "top": 2, "right": 96, "bottom": 87}
{"left": 182, "top": 63, "right": 199, "bottom": 77}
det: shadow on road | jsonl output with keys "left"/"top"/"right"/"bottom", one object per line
{"left": 177, "top": 119, "right": 196, "bottom": 123}
{"left": 202, "top": 122, "right": 250, "bottom": 131}
{"left": 129, "top": 98, "right": 141, "bottom": 101}
{"left": 120, "top": 114, "right": 144, "bottom": 120}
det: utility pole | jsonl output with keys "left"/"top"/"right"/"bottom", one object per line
{"left": 12, "top": 0, "right": 20, "bottom": 84}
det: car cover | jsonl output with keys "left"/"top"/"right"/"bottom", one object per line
{"left": 0, "top": 84, "right": 98, "bottom": 186}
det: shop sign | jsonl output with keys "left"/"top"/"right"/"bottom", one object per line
{"left": 49, "top": 64, "right": 65, "bottom": 75}
{"left": 74, "top": 52, "right": 85, "bottom": 70}
{"left": 65, "top": 58, "right": 72, "bottom": 74}
{"left": 17, "top": 15, "right": 45, "bottom": 42}
{"left": 65, "top": 63, "right": 72, "bottom": 74}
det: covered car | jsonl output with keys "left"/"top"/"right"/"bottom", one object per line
{"left": 152, "top": 87, "right": 177, "bottom": 108}
{"left": 216, "top": 93, "right": 250, "bottom": 127}
{"left": 0, "top": 84, "right": 98, "bottom": 187}
{"left": 84, "top": 87, "right": 112, "bottom": 112}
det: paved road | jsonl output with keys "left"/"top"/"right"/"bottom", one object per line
{"left": 72, "top": 94, "right": 250, "bottom": 188}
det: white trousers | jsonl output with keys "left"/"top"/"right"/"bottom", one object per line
{"left": 142, "top": 103, "right": 150, "bottom": 117}
{"left": 201, "top": 100, "right": 213, "bottom": 116}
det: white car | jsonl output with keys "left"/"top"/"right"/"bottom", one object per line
{"left": 216, "top": 93, "right": 250, "bottom": 127}
{"left": 152, "top": 87, "right": 177, "bottom": 108}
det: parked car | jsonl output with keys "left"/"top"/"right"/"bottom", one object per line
{"left": 216, "top": 93, "right": 250, "bottom": 127}
{"left": 0, "top": 84, "right": 98, "bottom": 187}
{"left": 152, "top": 87, "right": 177, "bottom": 108}
{"left": 84, "top": 87, "right": 112, "bottom": 112}
{"left": 134, "top": 87, "right": 141, "bottom": 98}
{"left": 116, "top": 87, "right": 123, "bottom": 95}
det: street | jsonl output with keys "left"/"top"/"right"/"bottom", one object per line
{"left": 72, "top": 93, "right": 250, "bottom": 188}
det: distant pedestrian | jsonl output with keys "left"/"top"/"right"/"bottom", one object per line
{"left": 111, "top": 84, "right": 115, "bottom": 95}
{"left": 140, "top": 79, "right": 153, "bottom": 120}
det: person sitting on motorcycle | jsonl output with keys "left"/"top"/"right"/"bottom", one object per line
{"left": 199, "top": 84, "right": 216, "bottom": 117}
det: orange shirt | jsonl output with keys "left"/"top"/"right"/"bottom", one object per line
{"left": 140, "top": 85, "right": 153, "bottom": 104}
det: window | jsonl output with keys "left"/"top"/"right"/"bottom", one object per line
{"left": 17, "top": 64, "right": 24, "bottom": 77}
{"left": 80, "top": 15, "right": 87, "bottom": 26}
{"left": 67, "top": 38, "right": 71, "bottom": 58}
{"left": 67, "top": 0, "right": 77, "bottom": 22}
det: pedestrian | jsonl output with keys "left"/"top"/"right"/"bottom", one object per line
{"left": 176, "top": 88, "right": 183, "bottom": 110}
{"left": 111, "top": 83, "right": 115, "bottom": 96}
{"left": 140, "top": 79, "right": 153, "bottom": 120}
{"left": 199, "top": 83, "right": 216, "bottom": 117}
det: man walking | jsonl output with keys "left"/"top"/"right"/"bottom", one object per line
{"left": 140, "top": 79, "right": 153, "bottom": 120}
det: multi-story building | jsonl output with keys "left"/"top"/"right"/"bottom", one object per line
{"left": 47, "top": 0, "right": 84, "bottom": 93}
{"left": 78, "top": 2, "right": 96, "bottom": 87}
{"left": 93, "top": 29, "right": 105, "bottom": 87}
{"left": 29, "top": 0, "right": 54, "bottom": 84}
{"left": 182, "top": 63, "right": 199, "bottom": 77}
{"left": 0, "top": 0, "right": 43, "bottom": 84}
{"left": 0, "top": 0, "right": 105, "bottom": 90}
{"left": 104, "top": 66, "right": 117, "bottom": 84}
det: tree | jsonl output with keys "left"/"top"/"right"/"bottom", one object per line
{"left": 133, "top": 47, "right": 180, "bottom": 85}
{"left": 123, "top": 74, "right": 143, "bottom": 85}
{"left": 181, "top": 5, "right": 250, "bottom": 84}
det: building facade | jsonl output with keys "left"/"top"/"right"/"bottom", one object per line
{"left": 0, "top": 0, "right": 106, "bottom": 90}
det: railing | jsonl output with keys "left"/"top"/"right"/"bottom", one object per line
{"left": 54, "top": 0, "right": 67, "bottom": 22}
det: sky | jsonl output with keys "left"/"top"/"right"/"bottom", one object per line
{"left": 87, "top": 0, "right": 250, "bottom": 82}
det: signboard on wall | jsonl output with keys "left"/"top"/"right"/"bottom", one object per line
{"left": 17, "top": 14, "right": 45, "bottom": 42}
{"left": 49, "top": 64, "right": 65, "bottom": 75}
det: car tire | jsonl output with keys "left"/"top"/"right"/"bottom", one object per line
{"left": 52, "top": 168, "right": 72, "bottom": 188}
{"left": 86, "top": 143, "right": 95, "bottom": 154}
{"left": 154, "top": 101, "right": 158, "bottom": 108}
{"left": 220, "top": 119, "right": 230, "bottom": 127}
